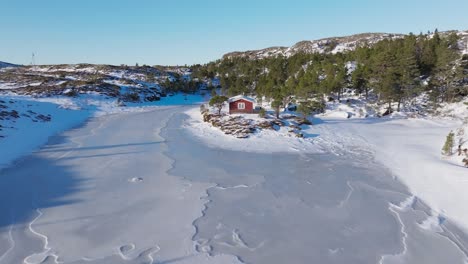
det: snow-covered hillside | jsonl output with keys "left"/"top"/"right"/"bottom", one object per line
{"left": 0, "top": 91, "right": 206, "bottom": 170}
{"left": 223, "top": 33, "right": 404, "bottom": 59}
{"left": 457, "top": 30, "right": 468, "bottom": 54}
{"left": 0, "top": 97, "right": 91, "bottom": 168}
{"left": 0, "top": 64, "right": 196, "bottom": 100}
{"left": 223, "top": 30, "right": 468, "bottom": 60}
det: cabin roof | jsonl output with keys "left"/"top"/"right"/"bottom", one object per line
{"left": 228, "top": 95, "right": 256, "bottom": 103}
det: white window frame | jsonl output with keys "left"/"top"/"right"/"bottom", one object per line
{"left": 238, "top": 102, "right": 246, "bottom": 109}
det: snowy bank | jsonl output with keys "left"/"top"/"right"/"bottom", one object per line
{"left": 0, "top": 98, "right": 91, "bottom": 169}
{"left": 184, "top": 106, "right": 378, "bottom": 158}
{"left": 0, "top": 93, "right": 205, "bottom": 170}
{"left": 343, "top": 118, "right": 468, "bottom": 231}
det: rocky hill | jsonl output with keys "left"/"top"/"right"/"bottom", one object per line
{"left": 0, "top": 63, "right": 203, "bottom": 103}
{"left": 223, "top": 31, "right": 468, "bottom": 60}
{"left": 0, "top": 61, "right": 20, "bottom": 68}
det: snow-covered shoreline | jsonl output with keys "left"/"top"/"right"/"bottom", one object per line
{"left": 184, "top": 106, "right": 468, "bottom": 233}
{"left": 0, "top": 93, "right": 205, "bottom": 170}
{"left": 349, "top": 118, "right": 468, "bottom": 232}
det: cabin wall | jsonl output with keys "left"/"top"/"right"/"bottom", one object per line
{"left": 229, "top": 99, "right": 254, "bottom": 114}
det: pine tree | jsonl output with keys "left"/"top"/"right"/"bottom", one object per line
{"left": 209, "top": 95, "right": 228, "bottom": 115}
{"left": 210, "top": 89, "right": 217, "bottom": 97}
{"left": 195, "top": 30, "right": 462, "bottom": 108}
{"left": 419, "top": 33, "right": 438, "bottom": 75}
{"left": 432, "top": 35, "right": 461, "bottom": 102}
{"left": 396, "top": 36, "right": 421, "bottom": 111}
{"left": 373, "top": 42, "right": 400, "bottom": 110}
{"left": 334, "top": 62, "right": 347, "bottom": 101}
{"left": 321, "top": 61, "right": 346, "bottom": 99}
{"left": 297, "top": 101, "right": 314, "bottom": 118}
{"left": 271, "top": 99, "right": 283, "bottom": 119}
{"left": 258, "top": 108, "right": 266, "bottom": 118}
{"left": 442, "top": 131, "right": 455, "bottom": 156}
{"left": 351, "top": 64, "right": 370, "bottom": 99}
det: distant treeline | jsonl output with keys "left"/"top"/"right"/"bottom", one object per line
{"left": 192, "top": 30, "right": 468, "bottom": 110}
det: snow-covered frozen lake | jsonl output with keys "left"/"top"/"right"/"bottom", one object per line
{"left": 0, "top": 106, "right": 467, "bottom": 264}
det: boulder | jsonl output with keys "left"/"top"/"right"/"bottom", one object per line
{"left": 271, "top": 119, "right": 285, "bottom": 127}
{"left": 258, "top": 121, "right": 273, "bottom": 129}
{"left": 295, "top": 117, "right": 312, "bottom": 125}
{"left": 289, "top": 124, "right": 301, "bottom": 130}
{"left": 145, "top": 95, "right": 160, "bottom": 102}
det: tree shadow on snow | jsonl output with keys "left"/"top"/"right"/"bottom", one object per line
{"left": 0, "top": 151, "right": 87, "bottom": 230}
{"left": 38, "top": 141, "right": 164, "bottom": 153}
{"left": 301, "top": 131, "right": 320, "bottom": 138}
{"left": 313, "top": 116, "right": 408, "bottom": 126}
{"left": 310, "top": 117, "right": 325, "bottom": 125}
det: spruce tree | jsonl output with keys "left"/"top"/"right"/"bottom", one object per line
{"left": 373, "top": 43, "right": 399, "bottom": 110}
{"left": 432, "top": 35, "right": 460, "bottom": 102}
{"left": 396, "top": 36, "right": 421, "bottom": 111}
{"left": 209, "top": 95, "right": 228, "bottom": 115}
{"left": 271, "top": 99, "right": 283, "bottom": 119}
{"left": 442, "top": 131, "right": 455, "bottom": 156}
{"left": 351, "top": 64, "right": 370, "bottom": 99}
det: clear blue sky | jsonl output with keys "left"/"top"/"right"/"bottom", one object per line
{"left": 1, "top": 0, "right": 467, "bottom": 66}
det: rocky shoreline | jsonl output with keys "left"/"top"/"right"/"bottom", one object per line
{"left": 201, "top": 111, "right": 312, "bottom": 139}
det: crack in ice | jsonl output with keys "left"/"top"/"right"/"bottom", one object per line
{"left": 0, "top": 222, "right": 15, "bottom": 263}
{"left": 24, "top": 209, "right": 61, "bottom": 264}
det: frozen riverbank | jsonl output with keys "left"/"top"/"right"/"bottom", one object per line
{"left": 0, "top": 93, "right": 206, "bottom": 170}
{"left": 168, "top": 111, "right": 468, "bottom": 264}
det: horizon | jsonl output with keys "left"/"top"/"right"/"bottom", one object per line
{"left": 2, "top": 0, "right": 468, "bottom": 66}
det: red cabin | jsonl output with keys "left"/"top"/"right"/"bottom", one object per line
{"left": 228, "top": 95, "right": 255, "bottom": 114}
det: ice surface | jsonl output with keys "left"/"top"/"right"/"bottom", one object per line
{"left": 0, "top": 107, "right": 467, "bottom": 263}
{"left": 165, "top": 111, "right": 468, "bottom": 264}
{"left": 0, "top": 107, "right": 240, "bottom": 264}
